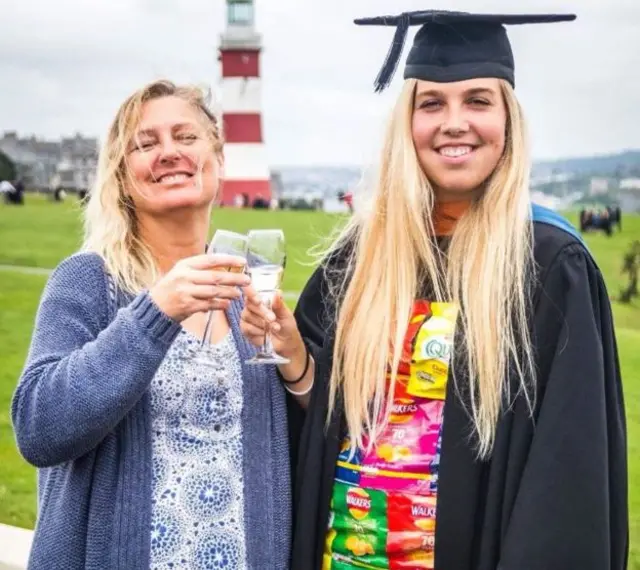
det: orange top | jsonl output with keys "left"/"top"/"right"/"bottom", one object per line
{"left": 432, "top": 200, "right": 471, "bottom": 236}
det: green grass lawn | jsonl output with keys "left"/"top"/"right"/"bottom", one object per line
{"left": 0, "top": 271, "right": 43, "bottom": 529}
{"left": 1, "top": 195, "right": 639, "bottom": 566}
{"left": 0, "top": 196, "right": 343, "bottom": 293}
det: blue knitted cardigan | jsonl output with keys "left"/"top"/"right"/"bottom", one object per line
{"left": 11, "top": 252, "right": 292, "bottom": 569}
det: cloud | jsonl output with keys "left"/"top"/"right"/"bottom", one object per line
{"left": 0, "top": 0, "right": 636, "bottom": 166}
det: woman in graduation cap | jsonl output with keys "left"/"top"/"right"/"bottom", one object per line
{"left": 241, "top": 10, "right": 628, "bottom": 570}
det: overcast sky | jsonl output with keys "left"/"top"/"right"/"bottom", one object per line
{"left": 0, "top": 0, "right": 636, "bottom": 167}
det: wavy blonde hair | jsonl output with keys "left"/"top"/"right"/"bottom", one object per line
{"left": 82, "top": 79, "right": 224, "bottom": 294}
{"left": 326, "top": 78, "right": 534, "bottom": 459}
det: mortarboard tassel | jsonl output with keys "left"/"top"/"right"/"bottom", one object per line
{"left": 373, "top": 12, "right": 411, "bottom": 93}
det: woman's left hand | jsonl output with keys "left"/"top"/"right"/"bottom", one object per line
{"left": 240, "top": 286, "right": 311, "bottom": 387}
{"left": 240, "top": 286, "right": 304, "bottom": 358}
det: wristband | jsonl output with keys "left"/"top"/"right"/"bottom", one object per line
{"left": 283, "top": 377, "right": 314, "bottom": 397}
{"left": 279, "top": 342, "right": 310, "bottom": 385}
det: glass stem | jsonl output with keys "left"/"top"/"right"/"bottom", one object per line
{"left": 200, "top": 310, "right": 214, "bottom": 349}
{"left": 261, "top": 294, "right": 274, "bottom": 355}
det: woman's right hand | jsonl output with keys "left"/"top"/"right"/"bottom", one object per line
{"left": 150, "top": 254, "right": 250, "bottom": 322}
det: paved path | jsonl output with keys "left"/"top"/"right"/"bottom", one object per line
{"left": 0, "top": 264, "right": 300, "bottom": 299}
{"left": 0, "top": 264, "right": 51, "bottom": 276}
{"left": 0, "top": 523, "right": 32, "bottom": 569}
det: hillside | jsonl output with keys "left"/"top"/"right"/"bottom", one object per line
{"left": 273, "top": 150, "right": 640, "bottom": 198}
{"left": 532, "top": 150, "right": 640, "bottom": 177}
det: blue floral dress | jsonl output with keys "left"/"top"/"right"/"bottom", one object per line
{"left": 149, "top": 329, "right": 246, "bottom": 569}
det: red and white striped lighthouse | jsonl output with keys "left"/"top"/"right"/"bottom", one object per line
{"left": 218, "top": 0, "right": 271, "bottom": 207}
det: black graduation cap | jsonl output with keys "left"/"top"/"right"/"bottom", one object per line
{"left": 354, "top": 11, "right": 576, "bottom": 93}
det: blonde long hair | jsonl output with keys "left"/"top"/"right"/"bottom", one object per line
{"left": 82, "top": 80, "right": 224, "bottom": 294}
{"left": 327, "top": 78, "right": 535, "bottom": 459}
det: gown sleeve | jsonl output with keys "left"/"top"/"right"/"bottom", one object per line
{"left": 498, "top": 243, "right": 628, "bottom": 570}
{"left": 293, "top": 263, "right": 333, "bottom": 356}
{"left": 286, "top": 256, "right": 339, "bottom": 474}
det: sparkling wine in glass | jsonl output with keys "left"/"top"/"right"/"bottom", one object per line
{"left": 245, "top": 229, "right": 289, "bottom": 365}
{"left": 194, "top": 229, "right": 248, "bottom": 362}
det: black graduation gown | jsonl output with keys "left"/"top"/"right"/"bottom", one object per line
{"left": 287, "top": 221, "right": 628, "bottom": 570}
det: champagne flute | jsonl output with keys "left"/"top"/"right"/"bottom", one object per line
{"left": 193, "top": 229, "right": 248, "bottom": 364}
{"left": 245, "top": 229, "right": 289, "bottom": 365}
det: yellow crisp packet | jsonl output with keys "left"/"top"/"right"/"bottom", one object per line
{"left": 406, "top": 302, "right": 458, "bottom": 399}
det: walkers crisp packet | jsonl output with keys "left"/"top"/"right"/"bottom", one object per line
{"left": 387, "top": 492, "right": 437, "bottom": 554}
{"left": 358, "top": 381, "right": 443, "bottom": 494}
{"left": 326, "top": 483, "right": 389, "bottom": 568}
{"left": 330, "top": 483, "right": 387, "bottom": 534}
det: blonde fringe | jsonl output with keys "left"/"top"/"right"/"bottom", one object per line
{"left": 325, "top": 79, "right": 535, "bottom": 458}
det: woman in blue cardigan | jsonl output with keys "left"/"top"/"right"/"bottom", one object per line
{"left": 11, "top": 79, "right": 292, "bottom": 569}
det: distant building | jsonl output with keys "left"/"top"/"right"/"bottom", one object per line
{"left": 531, "top": 172, "right": 575, "bottom": 187}
{"left": 589, "top": 177, "right": 609, "bottom": 196}
{"left": 618, "top": 178, "right": 640, "bottom": 212}
{"left": 0, "top": 131, "right": 98, "bottom": 191}
{"left": 56, "top": 135, "right": 98, "bottom": 190}
{"left": 619, "top": 178, "right": 640, "bottom": 190}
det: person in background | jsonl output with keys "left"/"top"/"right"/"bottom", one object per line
{"left": 1, "top": 178, "right": 23, "bottom": 205}
{"left": 13, "top": 177, "right": 25, "bottom": 204}
{"left": 241, "top": 10, "right": 628, "bottom": 570}
{"left": 12, "top": 79, "right": 292, "bottom": 570}
{"left": 0, "top": 178, "right": 16, "bottom": 203}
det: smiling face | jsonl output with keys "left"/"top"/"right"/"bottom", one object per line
{"left": 411, "top": 78, "right": 507, "bottom": 202}
{"left": 124, "top": 95, "right": 221, "bottom": 214}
